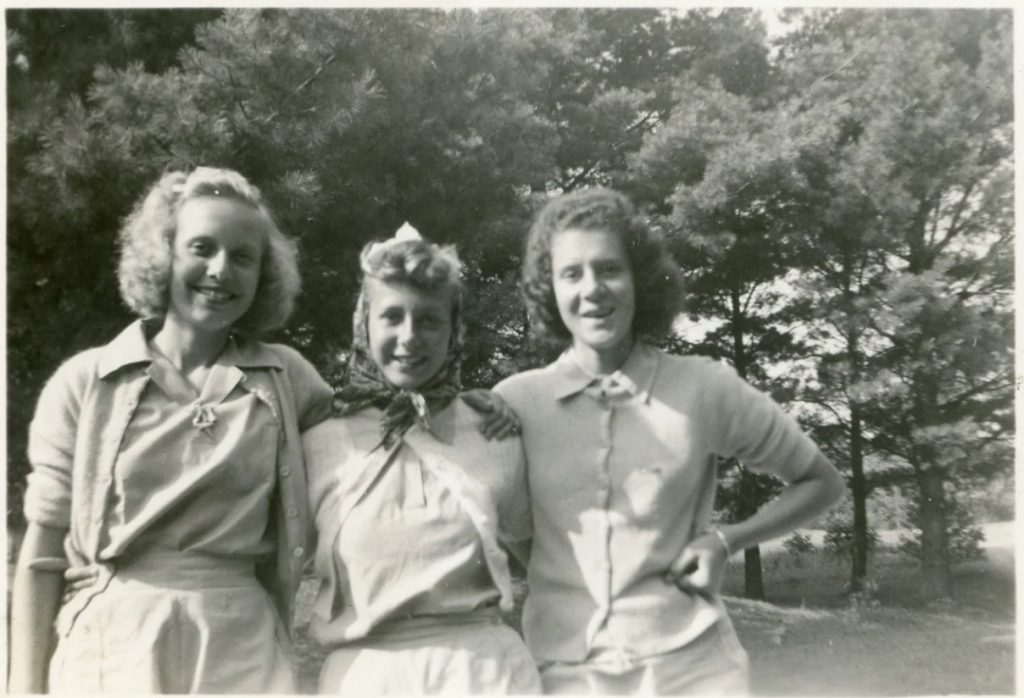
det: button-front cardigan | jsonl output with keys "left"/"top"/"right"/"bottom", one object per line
{"left": 24, "top": 320, "right": 333, "bottom": 638}
{"left": 495, "top": 343, "right": 820, "bottom": 664}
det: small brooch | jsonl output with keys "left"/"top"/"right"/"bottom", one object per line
{"left": 192, "top": 402, "right": 217, "bottom": 431}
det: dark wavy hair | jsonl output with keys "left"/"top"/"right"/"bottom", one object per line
{"left": 522, "top": 187, "right": 684, "bottom": 349}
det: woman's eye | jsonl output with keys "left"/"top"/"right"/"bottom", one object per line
{"left": 560, "top": 268, "right": 582, "bottom": 281}
{"left": 233, "top": 250, "right": 256, "bottom": 265}
{"left": 190, "top": 241, "right": 213, "bottom": 256}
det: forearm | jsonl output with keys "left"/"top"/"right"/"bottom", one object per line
{"left": 719, "top": 452, "right": 845, "bottom": 554}
{"left": 9, "top": 523, "right": 68, "bottom": 694}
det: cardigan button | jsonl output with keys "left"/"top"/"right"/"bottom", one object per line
{"left": 293, "top": 547, "right": 304, "bottom": 557}
{"left": 286, "top": 507, "right": 298, "bottom": 518}
{"left": 279, "top": 467, "right": 291, "bottom": 477}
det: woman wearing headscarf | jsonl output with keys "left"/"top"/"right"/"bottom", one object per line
{"left": 303, "top": 224, "right": 541, "bottom": 695}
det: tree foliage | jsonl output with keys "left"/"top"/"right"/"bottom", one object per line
{"left": 776, "top": 8, "right": 1013, "bottom": 599}
{"left": 7, "top": 8, "right": 1014, "bottom": 606}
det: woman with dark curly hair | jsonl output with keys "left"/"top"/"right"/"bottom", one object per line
{"left": 8, "top": 167, "right": 334, "bottom": 693}
{"left": 495, "top": 187, "right": 844, "bottom": 695}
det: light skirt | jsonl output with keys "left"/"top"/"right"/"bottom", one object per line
{"left": 318, "top": 610, "right": 541, "bottom": 695}
{"left": 49, "top": 553, "right": 295, "bottom": 694}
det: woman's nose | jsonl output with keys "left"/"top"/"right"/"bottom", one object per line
{"left": 206, "top": 251, "right": 230, "bottom": 279}
{"left": 397, "top": 318, "right": 420, "bottom": 347}
{"left": 580, "top": 269, "right": 605, "bottom": 298}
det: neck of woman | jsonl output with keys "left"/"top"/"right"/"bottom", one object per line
{"left": 572, "top": 337, "right": 634, "bottom": 377}
{"left": 151, "top": 314, "right": 232, "bottom": 374}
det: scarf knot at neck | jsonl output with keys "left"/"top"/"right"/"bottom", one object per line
{"left": 332, "top": 364, "right": 460, "bottom": 448}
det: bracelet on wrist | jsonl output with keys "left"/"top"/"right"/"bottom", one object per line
{"left": 710, "top": 527, "right": 733, "bottom": 557}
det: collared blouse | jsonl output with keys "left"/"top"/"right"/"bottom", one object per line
{"left": 24, "top": 320, "right": 333, "bottom": 637}
{"left": 303, "top": 398, "right": 531, "bottom": 646}
{"left": 494, "top": 342, "right": 821, "bottom": 663}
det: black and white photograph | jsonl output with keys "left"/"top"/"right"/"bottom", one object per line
{"left": 5, "top": 3, "right": 1016, "bottom": 695}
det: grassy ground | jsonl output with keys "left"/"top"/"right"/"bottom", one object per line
{"left": 722, "top": 546, "right": 1015, "bottom": 695}
{"left": 293, "top": 528, "right": 1015, "bottom": 694}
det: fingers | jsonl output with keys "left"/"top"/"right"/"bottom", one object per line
{"left": 674, "top": 576, "right": 716, "bottom": 602}
{"left": 665, "top": 544, "right": 722, "bottom": 598}
{"left": 64, "top": 567, "right": 97, "bottom": 584}
{"left": 460, "top": 389, "right": 494, "bottom": 413}
{"left": 481, "top": 410, "right": 520, "bottom": 441}
{"left": 485, "top": 423, "right": 512, "bottom": 441}
{"left": 458, "top": 390, "right": 522, "bottom": 440}
{"left": 666, "top": 547, "right": 698, "bottom": 582}
{"left": 61, "top": 567, "right": 99, "bottom": 602}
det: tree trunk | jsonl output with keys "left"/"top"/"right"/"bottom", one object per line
{"left": 730, "top": 287, "right": 765, "bottom": 600}
{"left": 848, "top": 407, "right": 869, "bottom": 591}
{"left": 738, "top": 469, "right": 766, "bottom": 600}
{"left": 917, "top": 465, "right": 953, "bottom": 600}
{"left": 844, "top": 283, "right": 869, "bottom": 592}
{"left": 912, "top": 357, "right": 953, "bottom": 601}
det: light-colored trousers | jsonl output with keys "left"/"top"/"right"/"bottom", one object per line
{"left": 49, "top": 553, "right": 294, "bottom": 694}
{"left": 318, "top": 610, "right": 542, "bottom": 695}
{"left": 539, "top": 618, "right": 750, "bottom": 695}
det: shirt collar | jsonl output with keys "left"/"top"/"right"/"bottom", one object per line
{"left": 552, "top": 342, "right": 660, "bottom": 403}
{"left": 218, "top": 334, "right": 285, "bottom": 371}
{"left": 97, "top": 320, "right": 154, "bottom": 378}
{"left": 97, "top": 319, "right": 284, "bottom": 379}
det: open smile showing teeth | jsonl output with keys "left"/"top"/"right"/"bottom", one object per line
{"left": 581, "top": 307, "right": 614, "bottom": 319}
{"left": 392, "top": 355, "right": 427, "bottom": 368}
{"left": 194, "top": 287, "right": 235, "bottom": 303}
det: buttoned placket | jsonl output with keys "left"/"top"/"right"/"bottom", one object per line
{"left": 583, "top": 377, "right": 615, "bottom": 652}
{"left": 265, "top": 368, "right": 309, "bottom": 577}
{"left": 249, "top": 377, "right": 303, "bottom": 528}
{"left": 585, "top": 373, "right": 643, "bottom": 656}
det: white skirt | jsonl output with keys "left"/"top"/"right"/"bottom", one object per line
{"left": 49, "top": 553, "right": 295, "bottom": 694}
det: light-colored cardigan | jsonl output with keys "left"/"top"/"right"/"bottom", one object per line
{"left": 24, "top": 320, "right": 332, "bottom": 639}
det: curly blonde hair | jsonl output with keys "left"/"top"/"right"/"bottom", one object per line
{"left": 117, "top": 167, "right": 300, "bottom": 336}
{"left": 355, "top": 233, "right": 465, "bottom": 339}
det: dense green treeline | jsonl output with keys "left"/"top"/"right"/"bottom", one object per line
{"left": 6, "top": 8, "right": 1012, "bottom": 600}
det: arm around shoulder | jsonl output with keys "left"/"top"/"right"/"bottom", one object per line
{"left": 301, "top": 419, "right": 354, "bottom": 517}
{"left": 269, "top": 343, "right": 334, "bottom": 432}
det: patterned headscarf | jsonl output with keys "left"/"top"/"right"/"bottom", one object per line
{"left": 332, "top": 223, "right": 464, "bottom": 447}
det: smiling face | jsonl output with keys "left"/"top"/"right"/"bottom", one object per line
{"left": 365, "top": 277, "right": 455, "bottom": 390}
{"left": 550, "top": 227, "right": 636, "bottom": 369}
{"left": 166, "top": 196, "right": 266, "bottom": 335}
